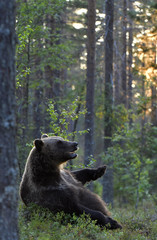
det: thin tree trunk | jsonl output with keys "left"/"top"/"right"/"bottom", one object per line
{"left": 121, "top": 0, "right": 127, "bottom": 107}
{"left": 44, "top": 15, "right": 62, "bottom": 133}
{"left": 114, "top": 4, "right": 121, "bottom": 105}
{"left": 0, "top": 0, "right": 18, "bottom": 239}
{"left": 151, "top": 83, "right": 157, "bottom": 126}
{"left": 136, "top": 79, "right": 146, "bottom": 209}
{"left": 33, "top": 88, "right": 43, "bottom": 138}
{"left": 103, "top": 0, "right": 114, "bottom": 205}
{"left": 21, "top": 34, "right": 30, "bottom": 172}
{"left": 128, "top": 0, "right": 133, "bottom": 115}
{"left": 33, "top": 39, "right": 43, "bottom": 138}
{"left": 84, "top": 0, "right": 96, "bottom": 166}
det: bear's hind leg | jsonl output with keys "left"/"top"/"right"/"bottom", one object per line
{"left": 78, "top": 204, "right": 122, "bottom": 230}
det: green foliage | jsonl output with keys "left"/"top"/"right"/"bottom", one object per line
{"left": 19, "top": 203, "right": 100, "bottom": 240}
{"left": 93, "top": 180, "right": 103, "bottom": 197}
{"left": 47, "top": 99, "right": 87, "bottom": 140}
{"left": 102, "top": 116, "right": 157, "bottom": 206}
{"left": 19, "top": 202, "right": 157, "bottom": 240}
{"left": 112, "top": 104, "right": 129, "bottom": 131}
{"left": 16, "top": 0, "right": 157, "bottom": 211}
{"left": 16, "top": 0, "right": 73, "bottom": 88}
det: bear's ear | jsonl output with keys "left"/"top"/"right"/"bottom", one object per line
{"left": 41, "top": 134, "right": 48, "bottom": 139}
{"left": 34, "top": 139, "right": 44, "bottom": 152}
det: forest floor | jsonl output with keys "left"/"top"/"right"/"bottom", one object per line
{"left": 19, "top": 201, "right": 157, "bottom": 240}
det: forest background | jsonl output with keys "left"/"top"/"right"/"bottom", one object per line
{"left": 16, "top": 0, "right": 157, "bottom": 208}
{"left": 16, "top": 0, "right": 157, "bottom": 206}
{"left": 1, "top": 0, "right": 157, "bottom": 239}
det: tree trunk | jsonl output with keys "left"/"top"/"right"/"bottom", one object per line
{"left": 33, "top": 40, "right": 43, "bottom": 138}
{"left": 121, "top": 0, "right": 127, "bottom": 107}
{"left": 114, "top": 2, "right": 121, "bottom": 105}
{"left": 20, "top": 34, "right": 30, "bottom": 174}
{"left": 33, "top": 88, "right": 43, "bottom": 138}
{"left": 84, "top": 0, "right": 96, "bottom": 166}
{"left": 103, "top": 0, "right": 114, "bottom": 205}
{"left": 128, "top": 0, "right": 133, "bottom": 113}
{"left": 151, "top": 83, "right": 157, "bottom": 126}
{"left": 44, "top": 15, "right": 62, "bottom": 133}
{"left": 0, "top": 0, "right": 18, "bottom": 239}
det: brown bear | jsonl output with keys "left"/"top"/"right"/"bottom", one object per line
{"left": 19, "top": 134, "right": 122, "bottom": 230}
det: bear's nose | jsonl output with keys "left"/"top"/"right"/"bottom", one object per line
{"left": 74, "top": 142, "right": 78, "bottom": 147}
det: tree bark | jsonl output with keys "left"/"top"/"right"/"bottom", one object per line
{"left": 128, "top": 0, "right": 133, "bottom": 112}
{"left": 44, "top": 15, "right": 62, "bottom": 133}
{"left": 84, "top": 0, "right": 96, "bottom": 166}
{"left": 0, "top": 0, "right": 18, "bottom": 239}
{"left": 151, "top": 83, "right": 157, "bottom": 126}
{"left": 114, "top": 2, "right": 121, "bottom": 105}
{"left": 103, "top": 0, "right": 114, "bottom": 205}
{"left": 121, "top": 0, "right": 127, "bottom": 107}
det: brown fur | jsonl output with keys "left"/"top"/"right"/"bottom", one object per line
{"left": 19, "top": 135, "right": 122, "bottom": 229}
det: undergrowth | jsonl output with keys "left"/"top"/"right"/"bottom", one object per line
{"left": 19, "top": 201, "right": 157, "bottom": 240}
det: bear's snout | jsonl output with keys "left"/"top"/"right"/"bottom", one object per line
{"left": 73, "top": 142, "right": 78, "bottom": 150}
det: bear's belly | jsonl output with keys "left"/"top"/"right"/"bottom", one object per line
{"left": 77, "top": 187, "right": 109, "bottom": 216}
{"left": 60, "top": 170, "right": 109, "bottom": 215}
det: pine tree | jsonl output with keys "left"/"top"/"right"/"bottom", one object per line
{"left": 0, "top": 0, "right": 18, "bottom": 239}
{"left": 84, "top": 0, "right": 96, "bottom": 166}
{"left": 103, "top": 0, "right": 114, "bottom": 205}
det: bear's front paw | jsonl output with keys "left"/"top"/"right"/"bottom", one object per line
{"left": 93, "top": 165, "right": 107, "bottom": 180}
{"left": 105, "top": 217, "right": 122, "bottom": 230}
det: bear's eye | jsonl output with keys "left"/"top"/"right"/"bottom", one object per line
{"left": 57, "top": 140, "right": 63, "bottom": 147}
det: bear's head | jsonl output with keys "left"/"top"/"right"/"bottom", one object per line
{"left": 34, "top": 134, "right": 78, "bottom": 166}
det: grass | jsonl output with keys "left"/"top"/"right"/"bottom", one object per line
{"left": 19, "top": 201, "right": 157, "bottom": 240}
